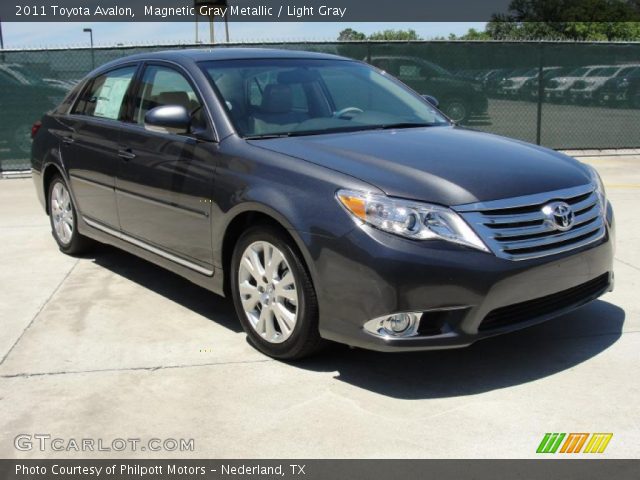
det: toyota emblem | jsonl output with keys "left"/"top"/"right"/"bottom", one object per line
{"left": 542, "top": 201, "right": 575, "bottom": 231}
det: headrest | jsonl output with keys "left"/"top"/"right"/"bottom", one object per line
{"left": 157, "top": 91, "right": 190, "bottom": 109}
{"left": 261, "top": 84, "right": 292, "bottom": 113}
{"left": 277, "top": 69, "right": 318, "bottom": 84}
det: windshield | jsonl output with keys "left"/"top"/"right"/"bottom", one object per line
{"left": 199, "top": 59, "right": 448, "bottom": 138}
{"left": 567, "top": 67, "right": 589, "bottom": 77}
{"left": 0, "top": 65, "right": 43, "bottom": 86}
{"left": 587, "top": 67, "right": 617, "bottom": 77}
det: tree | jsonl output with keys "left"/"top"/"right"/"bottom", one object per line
{"left": 484, "top": 0, "right": 640, "bottom": 40}
{"left": 445, "top": 1, "right": 640, "bottom": 41}
{"left": 367, "top": 29, "right": 422, "bottom": 41}
{"left": 452, "top": 28, "right": 492, "bottom": 40}
{"left": 338, "top": 28, "right": 366, "bottom": 41}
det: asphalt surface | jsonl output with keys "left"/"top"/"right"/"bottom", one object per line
{"left": 1, "top": 156, "right": 639, "bottom": 458}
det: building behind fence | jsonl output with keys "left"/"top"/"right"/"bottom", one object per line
{"left": 1, "top": 40, "right": 640, "bottom": 171}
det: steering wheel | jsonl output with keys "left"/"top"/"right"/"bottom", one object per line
{"left": 333, "top": 107, "right": 364, "bottom": 119}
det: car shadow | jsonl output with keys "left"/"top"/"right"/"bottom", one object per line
{"left": 293, "top": 300, "right": 624, "bottom": 399}
{"left": 87, "top": 246, "right": 623, "bottom": 400}
{"left": 89, "top": 245, "right": 242, "bottom": 333}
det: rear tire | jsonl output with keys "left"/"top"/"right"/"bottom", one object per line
{"left": 48, "top": 175, "right": 91, "bottom": 255}
{"left": 230, "top": 226, "right": 322, "bottom": 360}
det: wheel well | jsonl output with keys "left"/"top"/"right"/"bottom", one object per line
{"left": 221, "top": 211, "right": 299, "bottom": 296}
{"left": 42, "top": 165, "right": 62, "bottom": 215}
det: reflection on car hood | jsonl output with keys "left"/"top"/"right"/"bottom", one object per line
{"left": 249, "top": 126, "right": 591, "bottom": 206}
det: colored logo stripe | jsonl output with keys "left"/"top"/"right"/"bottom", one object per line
{"left": 560, "top": 433, "right": 589, "bottom": 453}
{"left": 537, "top": 433, "right": 613, "bottom": 454}
{"left": 583, "top": 433, "right": 613, "bottom": 454}
{"left": 536, "top": 433, "right": 566, "bottom": 453}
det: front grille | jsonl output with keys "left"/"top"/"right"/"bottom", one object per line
{"left": 455, "top": 184, "right": 606, "bottom": 261}
{"left": 480, "top": 273, "right": 610, "bottom": 331}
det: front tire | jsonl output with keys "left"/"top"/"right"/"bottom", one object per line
{"left": 442, "top": 97, "right": 469, "bottom": 123}
{"left": 230, "top": 226, "right": 322, "bottom": 359}
{"left": 48, "top": 175, "right": 91, "bottom": 255}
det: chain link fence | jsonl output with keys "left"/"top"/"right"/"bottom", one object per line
{"left": 1, "top": 40, "right": 640, "bottom": 171}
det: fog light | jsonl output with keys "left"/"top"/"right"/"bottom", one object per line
{"left": 363, "top": 312, "right": 421, "bottom": 338}
{"left": 386, "top": 313, "right": 412, "bottom": 333}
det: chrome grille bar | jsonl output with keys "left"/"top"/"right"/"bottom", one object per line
{"left": 454, "top": 184, "right": 606, "bottom": 261}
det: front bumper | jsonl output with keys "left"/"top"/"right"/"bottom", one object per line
{"left": 308, "top": 204, "right": 615, "bottom": 352}
{"left": 569, "top": 90, "right": 597, "bottom": 102}
{"left": 599, "top": 90, "right": 629, "bottom": 103}
{"left": 545, "top": 89, "right": 569, "bottom": 100}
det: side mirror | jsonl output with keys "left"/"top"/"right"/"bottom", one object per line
{"left": 422, "top": 95, "right": 439, "bottom": 108}
{"left": 144, "top": 105, "right": 190, "bottom": 135}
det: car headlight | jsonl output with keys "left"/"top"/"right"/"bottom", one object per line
{"left": 336, "top": 189, "right": 488, "bottom": 252}
{"left": 584, "top": 164, "right": 606, "bottom": 210}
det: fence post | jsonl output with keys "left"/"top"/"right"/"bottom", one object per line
{"left": 535, "top": 42, "right": 544, "bottom": 145}
{"left": 0, "top": 19, "right": 5, "bottom": 63}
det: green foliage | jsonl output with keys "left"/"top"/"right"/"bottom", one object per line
{"left": 479, "top": 20, "right": 640, "bottom": 40}
{"left": 368, "top": 29, "right": 422, "bottom": 41}
{"left": 338, "top": 28, "right": 367, "bottom": 41}
{"left": 450, "top": 1, "right": 640, "bottom": 41}
{"left": 338, "top": 28, "right": 422, "bottom": 41}
{"left": 451, "top": 28, "right": 492, "bottom": 40}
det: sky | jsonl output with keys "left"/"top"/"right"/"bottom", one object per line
{"left": 1, "top": 22, "right": 486, "bottom": 49}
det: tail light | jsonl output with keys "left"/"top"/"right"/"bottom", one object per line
{"left": 31, "top": 121, "right": 42, "bottom": 139}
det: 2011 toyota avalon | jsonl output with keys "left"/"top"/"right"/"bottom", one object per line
{"left": 31, "top": 49, "right": 615, "bottom": 359}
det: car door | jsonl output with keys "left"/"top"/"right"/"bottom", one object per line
{"left": 62, "top": 64, "right": 138, "bottom": 229}
{"left": 115, "top": 62, "right": 217, "bottom": 272}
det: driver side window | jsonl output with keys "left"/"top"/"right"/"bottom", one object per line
{"left": 132, "top": 65, "right": 206, "bottom": 132}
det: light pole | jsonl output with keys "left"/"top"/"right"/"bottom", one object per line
{"left": 0, "top": 18, "right": 5, "bottom": 62}
{"left": 194, "top": 1, "right": 230, "bottom": 44}
{"left": 83, "top": 28, "right": 95, "bottom": 69}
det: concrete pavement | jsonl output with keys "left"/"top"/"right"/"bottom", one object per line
{"left": 1, "top": 157, "right": 639, "bottom": 458}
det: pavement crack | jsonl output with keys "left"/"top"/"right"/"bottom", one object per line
{"left": 614, "top": 257, "right": 640, "bottom": 272}
{"left": 0, "top": 359, "right": 272, "bottom": 379}
{"left": 0, "top": 260, "right": 79, "bottom": 366}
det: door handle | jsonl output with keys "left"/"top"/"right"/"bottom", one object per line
{"left": 61, "top": 136, "right": 75, "bottom": 145}
{"left": 118, "top": 148, "right": 136, "bottom": 161}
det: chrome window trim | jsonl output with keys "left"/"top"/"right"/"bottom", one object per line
{"left": 83, "top": 216, "right": 214, "bottom": 276}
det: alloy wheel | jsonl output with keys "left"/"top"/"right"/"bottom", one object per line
{"left": 51, "top": 181, "right": 74, "bottom": 245}
{"left": 237, "top": 241, "right": 299, "bottom": 343}
{"left": 444, "top": 101, "right": 467, "bottom": 123}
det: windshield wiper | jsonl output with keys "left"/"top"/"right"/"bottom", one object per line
{"left": 244, "top": 133, "right": 292, "bottom": 140}
{"left": 245, "top": 125, "right": 374, "bottom": 140}
{"left": 244, "top": 123, "right": 438, "bottom": 140}
{"left": 374, "top": 122, "right": 437, "bottom": 130}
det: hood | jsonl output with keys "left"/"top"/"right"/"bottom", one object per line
{"left": 573, "top": 77, "right": 611, "bottom": 90}
{"left": 548, "top": 76, "right": 583, "bottom": 89}
{"left": 249, "top": 126, "right": 591, "bottom": 206}
{"left": 502, "top": 77, "right": 531, "bottom": 88}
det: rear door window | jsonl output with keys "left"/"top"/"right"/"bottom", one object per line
{"left": 73, "top": 66, "right": 137, "bottom": 120}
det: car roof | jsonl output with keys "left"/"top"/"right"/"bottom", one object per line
{"left": 96, "top": 47, "right": 348, "bottom": 73}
